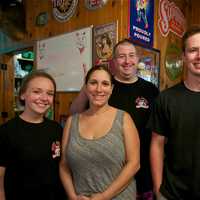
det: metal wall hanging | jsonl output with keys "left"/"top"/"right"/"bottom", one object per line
{"left": 52, "top": 0, "right": 78, "bottom": 22}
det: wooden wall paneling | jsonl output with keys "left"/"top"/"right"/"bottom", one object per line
{"left": 118, "top": 0, "right": 129, "bottom": 40}
{"left": 25, "top": 0, "right": 129, "bottom": 41}
{"left": 0, "top": 56, "right": 3, "bottom": 124}
{"left": 25, "top": 0, "right": 52, "bottom": 40}
{"left": 186, "top": 0, "right": 200, "bottom": 26}
{"left": 54, "top": 92, "right": 78, "bottom": 122}
{"left": 0, "top": 54, "right": 15, "bottom": 124}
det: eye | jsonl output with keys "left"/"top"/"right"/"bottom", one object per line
{"left": 118, "top": 54, "right": 126, "bottom": 59}
{"left": 187, "top": 48, "right": 198, "bottom": 53}
{"left": 33, "top": 90, "right": 40, "bottom": 94}
{"left": 129, "top": 53, "right": 137, "bottom": 58}
{"left": 88, "top": 80, "right": 97, "bottom": 85}
{"left": 102, "top": 81, "right": 111, "bottom": 86}
{"left": 47, "top": 92, "right": 54, "bottom": 96}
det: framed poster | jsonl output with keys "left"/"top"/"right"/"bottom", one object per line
{"left": 129, "top": 0, "right": 154, "bottom": 47}
{"left": 36, "top": 26, "right": 92, "bottom": 91}
{"left": 135, "top": 44, "right": 160, "bottom": 88}
{"left": 93, "top": 22, "right": 117, "bottom": 66}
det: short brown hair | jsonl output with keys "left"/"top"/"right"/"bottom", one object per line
{"left": 113, "top": 38, "right": 138, "bottom": 58}
{"left": 182, "top": 25, "right": 200, "bottom": 52}
{"left": 19, "top": 70, "right": 56, "bottom": 105}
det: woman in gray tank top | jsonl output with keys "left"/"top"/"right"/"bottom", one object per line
{"left": 59, "top": 65, "right": 140, "bottom": 200}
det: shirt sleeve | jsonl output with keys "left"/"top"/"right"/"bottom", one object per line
{"left": 147, "top": 94, "right": 170, "bottom": 137}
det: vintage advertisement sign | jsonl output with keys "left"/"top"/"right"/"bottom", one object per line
{"left": 158, "top": 0, "right": 186, "bottom": 38}
{"left": 129, "top": 0, "right": 154, "bottom": 47}
{"left": 93, "top": 22, "right": 117, "bottom": 66}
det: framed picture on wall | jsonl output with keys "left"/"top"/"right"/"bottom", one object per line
{"left": 93, "top": 22, "right": 118, "bottom": 66}
{"left": 135, "top": 44, "right": 160, "bottom": 88}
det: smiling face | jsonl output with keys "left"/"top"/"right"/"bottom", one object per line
{"left": 114, "top": 42, "right": 139, "bottom": 82}
{"left": 183, "top": 33, "right": 200, "bottom": 78}
{"left": 85, "top": 69, "right": 113, "bottom": 108}
{"left": 20, "top": 77, "right": 55, "bottom": 117}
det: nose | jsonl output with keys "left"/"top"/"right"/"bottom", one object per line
{"left": 96, "top": 83, "right": 102, "bottom": 92}
{"left": 124, "top": 55, "right": 131, "bottom": 63}
{"left": 40, "top": 93, "right": 48, "bottom": 101}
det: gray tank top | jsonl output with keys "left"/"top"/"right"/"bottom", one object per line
{"left": 65, "top": 109, "right": 136, "bottom": 199}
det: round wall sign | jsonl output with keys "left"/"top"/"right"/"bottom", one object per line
{"left": 165, "top": 42, "right": 183, "bottom": 80}
{"left": 52, "top": 0, "right": 78, "bottom": 22}
{"left": 85, "top": 0, "right": 108, "bottom": 10}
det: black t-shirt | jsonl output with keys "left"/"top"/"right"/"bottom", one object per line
{"left": 109, "top": 78, "right": 159, "bottom": 135}
{"left": 148, "top": 83, "right": 200, "bottom": 199}
{"left": 0, "top": 116, "right": 66, "bottom": 200}
{"left": 109, "top": 78, "right": 159, "bottom": 165}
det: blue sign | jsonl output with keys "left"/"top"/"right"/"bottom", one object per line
{"left": 129, "top": 0, "right": 154, "bottom": 47}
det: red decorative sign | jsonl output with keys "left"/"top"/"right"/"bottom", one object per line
{"left": 158, "top": 0, "right": 186, "bottom": 38}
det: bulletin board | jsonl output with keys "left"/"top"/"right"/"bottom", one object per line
{"left": 35, "top": 26, "right": 92, "bottom": 91}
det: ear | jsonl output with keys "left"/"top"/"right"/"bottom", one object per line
{"left": 20, "top": 94, "right": 25, "bottom": 101}
{"left": 135, "top": 55, "right": 140, "bottom": 64}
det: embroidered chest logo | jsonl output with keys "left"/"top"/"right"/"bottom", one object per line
{"left": 51, "top": 141, "right": 61, "bottom": 159}
{"left": 135, "top": 97, "right": 149, "bottom": 109}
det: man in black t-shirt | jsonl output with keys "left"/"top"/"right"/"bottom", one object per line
{"left": 148, "top": 26, "right": 200, "bottom": 200}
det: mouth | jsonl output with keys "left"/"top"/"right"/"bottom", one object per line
{"left": 92, "top": 94, "right": 106, "bottom": 100}
{"left": 94, "top": 95, "right": 104, "bottom": 98}
{"left": 36, "top": 103, "right": 49, "bottom": 108}
{"left": 123, "top": 64, "right": 131, "bottom": 69}
{"left": 194, "top": 63, "right": 200, "bottom": 68}
{"left": 122, "top": 64, "right": 135, "bottom": 71}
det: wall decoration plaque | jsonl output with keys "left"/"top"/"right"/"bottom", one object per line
{"left": 165, "top": 42, "right": 183, "bottom": 80}
{"left": 52, "top": 0, "right": 78, "bottom": 22}
{"left": 85, "top": 0, "right": 108, "bottom": 10}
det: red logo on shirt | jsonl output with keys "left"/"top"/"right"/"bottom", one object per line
{"left": 135, "top": 97, "right": 149, "bottom": 109}
{"left": 51, "top": 141, "right": 61, "bottom": 159}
